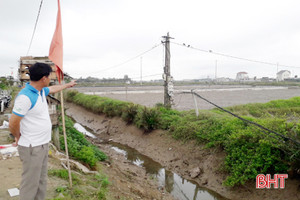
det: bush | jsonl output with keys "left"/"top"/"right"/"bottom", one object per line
{"left": 60, "top": 116, "right": 107, "bottom": 168}
{"left": 77, "top": 146, "right": 98, "bottom": 167}
{"left": 65, "top": 90, "right": 79, "bottom": 101}
{"left": 158, "top": 106, "right": 181, "bottom": 130}
{"left": 121, "top": 103, "right": 139, "bottom": 124}
{"left": 134, "top": 107, "right": 161, "bottom": 132}
{"left": 224, "top": 126, "right": 289, "bottom": 186}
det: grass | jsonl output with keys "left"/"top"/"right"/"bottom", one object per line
{"left": 226, "top": 96, "right": 300, "bottom": 119}
{"left": 51, "top": 116, "right": 110, "bottom": 199}
{"left": 59, "top": 116, "right": 107, "bottom": 169}
{"left": 65, "top": 90, "right": 300, "bottom": 187}
{"left": 48, "top": 169, "right": 109, "bottom": 200}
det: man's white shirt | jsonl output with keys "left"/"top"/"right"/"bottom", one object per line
{"left": 12, "top": 83, "right": 52, "bottom": 147}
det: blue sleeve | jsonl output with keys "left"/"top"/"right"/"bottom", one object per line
{"left": 44, "top": 87, "right": 50, "bottom": 96}
{"left": 12, "top": 111, "right": 25, "bottom": 117}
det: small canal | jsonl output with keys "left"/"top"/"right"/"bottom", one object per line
{"left": 74, "top": 122, "right": 227, "bottom": 200}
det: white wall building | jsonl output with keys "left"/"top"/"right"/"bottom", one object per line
{"left": 236, "top": 72, "right": 249, "bottom": 81}
{"left": 276, "top": 70, "right": 291, "bottom": 81}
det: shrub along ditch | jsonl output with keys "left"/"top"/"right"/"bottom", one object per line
{"left": 59, "top": 116, "right": 107, "bottom": 169}
{"left": 65, "top": 90, "right": 300, "bottom": 187}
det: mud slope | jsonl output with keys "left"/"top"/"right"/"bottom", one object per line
{"left": 66, "top": 103, "right": 300, "bottom": 200}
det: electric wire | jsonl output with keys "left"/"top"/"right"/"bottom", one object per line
{"left": 188, "top": 90, "right": 300, "bottom": 159}
{"left": 91, "top": 43, "right": 162, "bottom": 75}
{"left": 26, "top": 0, "right": 44, "bottom": 56}
{"left": 130, "top": 73, "right": 162, "bottom": 80}
{"left": 182, "top": 90, "right": 300, "bottom": 146}
{"left": 172, "top": 41, "right": 300, "bottom": 69}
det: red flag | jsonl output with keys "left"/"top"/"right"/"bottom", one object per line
{"left": 49, "top": 0, "right": 63, "bottom": 83}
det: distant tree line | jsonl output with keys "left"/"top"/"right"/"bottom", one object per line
{"left": 77, "top": 75, "right": 131, "bottom": 84}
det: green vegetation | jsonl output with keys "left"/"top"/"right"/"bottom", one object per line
{"left": 50, "top": 115, "right": 109, "bottom": 199}
{"left": 66, "top": 90, "right": 162, "bottom": 132}
{"left": 48, "top": 169, "right": 81, "bottom": 185}
{"left": 0, "top": 77, "right": 13, "bottom": 89}
{"left": 226, "top": 97, "right": 300, "bottom": 118}
{"left": 48, "top": 169, "right": 109, "bottom": 200}
{"left": 59, "top": 116, "right": 107, "bottom": 168}
{"left": 65, "top": 90, "right": 300, "bottom": 187}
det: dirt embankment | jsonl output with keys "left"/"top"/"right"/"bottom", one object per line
{"left": 0, "top": 110, "right": 173, "bottom": 200}
{"left": 66, "top": 102, "right": 300, "bottom": 200}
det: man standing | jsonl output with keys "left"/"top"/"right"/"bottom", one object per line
{"left": 9, "top": 62, "right": 76, "bottom": 200}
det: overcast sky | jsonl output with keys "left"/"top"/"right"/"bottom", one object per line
{"left": 1, "top": 0, "right": 300, "bottom": 80}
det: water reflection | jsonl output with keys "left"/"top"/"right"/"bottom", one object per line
{"left": 110, "top": 143, "right": 227, "bottom": 200}
{"left": 74, "top": 123, "right": 97, "bottom": 138}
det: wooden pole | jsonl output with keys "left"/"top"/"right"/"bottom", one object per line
{"left": 60, "top": 89, "right": 72, "bottom": 188}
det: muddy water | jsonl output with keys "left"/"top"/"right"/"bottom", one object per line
{"left": 74, "top": 122, "right": 227, "bottom": 200}
{"left": 110, "top": 143, "right": 227, "bottom": 200}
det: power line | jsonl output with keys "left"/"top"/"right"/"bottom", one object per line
{"left": 172, "top": 41, "right": 300, "bottom": 69}
{"left": 184, "top": 90, "right": 300, "bottom": 146}
{"left": 188, "top": 90, "right": 300, "bottom": 161}
{"left": 130, "top": 73, "right": 162, "bottom": 80}
{"left": 91, "top": 43, "right": 162, "bottom": 75}
{"left": 26, "top": 0, "right": 44, "bottom": 56}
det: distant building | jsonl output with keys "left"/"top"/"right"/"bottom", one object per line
{"left": 261, "top": 77, "right": 270, "bottom": 82}
{"left": 236, "top": 72, "right": 249, "bottom": 81}
{"left": 215, "top": 77, "right": 230, "bottom": 82}
{"left": 276, "top": 70, "right": 291, "bottom": 81}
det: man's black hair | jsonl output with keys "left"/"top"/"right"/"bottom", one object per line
{"left": 29, "top": 62, "right": 53, "bottom": 81}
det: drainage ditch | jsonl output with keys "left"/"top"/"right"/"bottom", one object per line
{"left": 74, "top": 122, "right": 227, "bottom": 200}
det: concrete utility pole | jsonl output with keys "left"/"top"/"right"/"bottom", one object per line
{"left": 162, "top": 32, "right": 174, "bottom": 108}
{"left": 140, "top": 57, "right": 143, "bottom": 86}
{"left": 215, "top": 60, "right": 217, "bottom": 80}
{"left": 276, "top": 62, "right": 279, "bottom": 82}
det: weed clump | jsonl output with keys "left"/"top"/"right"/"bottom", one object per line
{"left": 134, "top": 106, "right": 161, "bottom": 132}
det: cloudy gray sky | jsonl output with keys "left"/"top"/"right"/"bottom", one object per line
{"left": 1, "top": 0, "right": 300, "bottom": 80}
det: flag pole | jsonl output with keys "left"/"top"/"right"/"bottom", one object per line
{"left": 60, "top": 84, "right": 72, "bottom": 188}
{"left": 48, "top": 0, "right": 72, "bottom": 187}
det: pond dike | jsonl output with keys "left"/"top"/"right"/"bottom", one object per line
{"left": 65, "top": 102, "right": 300, "bottom": 200}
